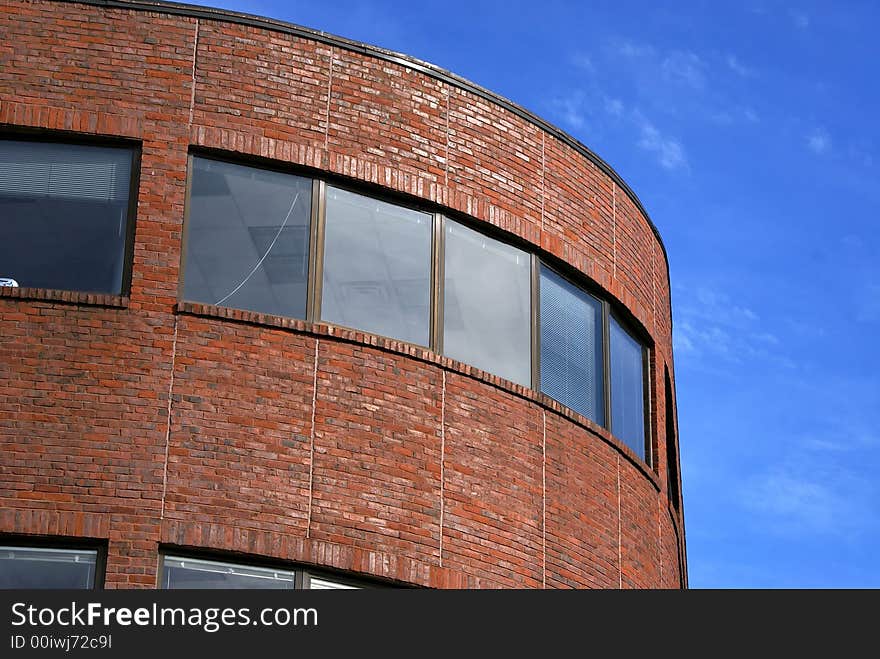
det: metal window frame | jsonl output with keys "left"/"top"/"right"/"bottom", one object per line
{"left": 0, "top": 534, "right": 107, "bottom": 590}
{"left": 0, "top": 129, "right": 142, "bottom": 297}
{"left": 430, "top": 213, "right": 445, "bottom": 353}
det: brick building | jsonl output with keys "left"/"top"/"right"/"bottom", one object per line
{"left": 0, "top": 0, "right": 686, "bottom": 588}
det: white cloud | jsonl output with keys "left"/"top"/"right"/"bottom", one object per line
{"left": 672, "top": 284, "right": 799, "bottom": 370}
{"left": 743, "top": 470, "right": 851, "bottom": 536}
{"left": 604, "top": 97, "right": 624, "bottom": 116}
{"left": 637, "top": 118, "right": 687, "bottom": 171}
{"left": 791, "top": 10, "right": 810, "bottom": 29}
{"left": 726, "top": 55, "right": 754, "bottom": 78}
{"left": 551, "top": 91, "right": 589, "bottom": 130}
{"left": 807, "top": 128, "right": 832, "bottom": 155}
{"left": 742, "top": 448, "right": 878, "bottom": 540}
{"left": 572, "top": 52, "right": 594, "bottom": 72}
{"left": 611, "top": 38, "right": 654, "bottom": 59}
{"left": 662, "top": 50, "right": 707, "bottom": 89}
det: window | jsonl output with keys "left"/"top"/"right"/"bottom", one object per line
{"left": 665, "top": 367, "right": 680, "bottom": 510}
{"left": 443, "top": 220, "right": 531, "bottom": 386}
{"left": 610, "top": 315, "right": 648, "bottom": 459}
{"left": 321, "top": 186, "right": 432, "bottom": 346}
{"left": 182, "top": 156, "right": 312, "bottom": 318}
{"left": 0, "top": 139, "right": 136, "bottom": 294}
{"left": 160, "top": 555, "right": 297, "bottom": 589}
{"left": 539, "top": 266, "right": 604, "bottom": 425}
{"left": 0, "top": 545, "right": 100, "bottom": 589}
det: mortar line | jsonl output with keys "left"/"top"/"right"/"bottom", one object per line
{"left": 306, "top": 339, "right": 319, "bottom": 538}
{"left": 439, "top": 370, "right": 446, "bottom": 567}
{"left": 159, "top": 316, "right": 179, "bottom": 521}
{"left": 188, "top": 19, "right": 199, "bottom": 129}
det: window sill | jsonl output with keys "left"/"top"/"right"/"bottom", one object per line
{"left": 0, "top": 287, "right": 129, "bottom": 308}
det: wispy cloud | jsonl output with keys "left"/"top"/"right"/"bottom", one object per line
{"left": 571, "top": 52, "right": 594, "bottom": 73}
{"left": 710, "top": 107, "right": 761, "bottom": 126}
{"left": 742, "top": 428, "right": 879, "bottom": 539}
{"left": 807, "top": 128, "right": 832, "bottom": 155}
{"left": 742, "top": 468, "right": 862, "bottom": 537}
{"left": 551, "top": 91, "right": 589, "bottom": 130}
{"left": 672, "top": 284, "right": 795, "bottom": 369}
{"left": 610, "top": 38, "right": 655, "bottom": 59}
{"left": 790, "top": 10, "right": 810, "bottom": 29}
{"left": 636, "top": 116, "right": 688, "bottom": 171}
{"left": 604, "top": 97, "right": 624, "bottom": 117}
{"left": 726, "top": 54, "right": 754, "bottom": 78}
{"left": 662, "top": 50, "right": 707, "bottom": 89}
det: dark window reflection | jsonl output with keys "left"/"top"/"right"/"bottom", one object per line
{"left": 0, "top": 546, "right": 97, "bottom": 589}
{"left": 540, "top": 267, "right": 604, "bottom": 425}
{"left": 183, "top": 157, "right": 312, "bottom": 318}
{"left": 161, "top": 556, "right": 297, "bottom": 589}
{"left": 0, "top": 140, "right": 134, "bottom": 294}
{"left": 610, "top": 316, "right": 646, "bottom": 458}
{"left": 321, "top": 186, "right": 431, "bottom": 346}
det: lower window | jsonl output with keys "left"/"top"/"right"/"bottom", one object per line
{"left": 161, "top": 555, "right": 297, "bottom": 589}
{"left": 160, "top": 553, "right": 372, "bottom": 589}
{"left": 0, "top": 545, "right": 100, "bottom": 589}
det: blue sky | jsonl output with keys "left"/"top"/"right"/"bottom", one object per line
{"left": 186, "top": 0, "right": 880, "bottom": 588}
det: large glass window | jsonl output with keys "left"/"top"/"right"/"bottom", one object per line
{"left": 610, "top": 315, "right": 647, "bottom": 459}
{"left": 321, "top": 186, "right": 432, "bottom": 346}
{"left": 0, "top": 546, "right": 99, "bottom": 589}
{"left": 539, "top": 267, "right": 604, "bottom": 425}
{"left": 161, "top": 555, "right": 297, "bottom": 589}
{"left": 0, "top": 139, "right": 135, "bottom": 294}
{"left": 182, "top": 156, "right": 312, "bottom": 318}
{"left": 443, "top": 220, "right": 531, "bottom": 386}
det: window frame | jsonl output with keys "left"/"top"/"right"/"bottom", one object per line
{"left": 0, "top": 534, "right": 107, "bottom": 590}
{"left": 0, "top": 129, "right": 141, "bottom": 297}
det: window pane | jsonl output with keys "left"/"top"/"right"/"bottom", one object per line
{"left": 0, "top": 140, "right": 133, "bottom": 294}
{"left": 182, "top": 157, "right": 312, "bottom": 318}
{"left": 610, "top": 316, "right": 646, "bottom": 458}
{"left": 0, "top": 546, "right": 97, "bottom": 589}
{"left": 321, "top": 187, "right": 431, "bottom": 346}
{"left": 161, "top": 556, "right": 297, "bottom": 589}
{"left": 443, "top": 220, "right": 531, "bottom": 385}
{"left": 307, "top": 575, "right": 359, "bottom": 589}
{"left": 539, "top": 267, "right": 604, "bottom": 424}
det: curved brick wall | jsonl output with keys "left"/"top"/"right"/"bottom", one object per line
{"left": 0, "top": 0, "right": 685, "bottom": 588}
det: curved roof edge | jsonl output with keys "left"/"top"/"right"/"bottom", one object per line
{"left": 67, "top": 0, "right": 669, "bottom": 267}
